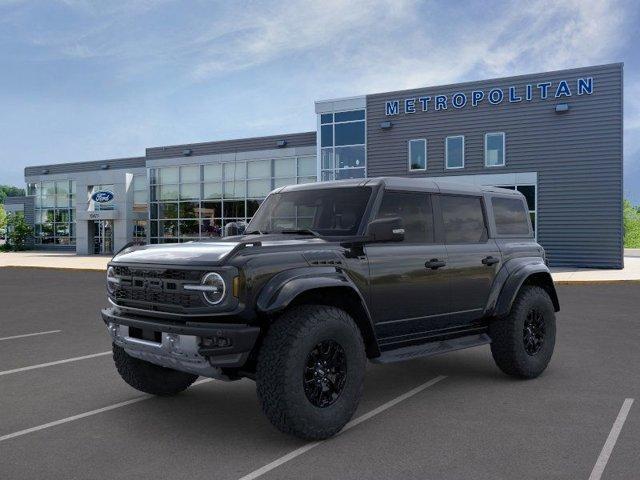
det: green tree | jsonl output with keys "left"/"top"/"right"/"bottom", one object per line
{"left": 0, "top": 204, "right": 6, "bottom": 232}
{"left": 6, "top": 212, "right": 32, "bottom": 251}
{"left": 0, "top": 185, "right": 26, "bottom": 204}
{"left": 623, "top": 199, "right": 640, "bottom": 248}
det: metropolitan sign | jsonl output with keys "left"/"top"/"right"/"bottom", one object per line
{"left": 384, "top": 77, "right": 594, "bottom": 116}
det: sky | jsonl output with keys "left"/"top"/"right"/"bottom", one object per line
{"left": 1, "top": 0, "right": 639, "bottom": 201}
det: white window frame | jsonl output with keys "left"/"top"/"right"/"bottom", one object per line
{"left": 408, "top": 138, "right": 427, "bottom": 171}
{"left": 485, "top": 132, "right": 506, "bottom": 167}
{"left": 445, "top": 135, "right": 465, "bottom": 170}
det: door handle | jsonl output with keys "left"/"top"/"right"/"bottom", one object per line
{"left": 482, "top": 256, "right": 500, "bottom": 266}
{"left": 425, "top": 258, "right": 446, "bottom": 270}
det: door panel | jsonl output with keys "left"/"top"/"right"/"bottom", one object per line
{"left": 446, "top": 241, "right": 501, "bottom": 324}
{"left": 438, "top": 194, "right": 500, "bottom": 325}
{"left": 367, "top": 244, "right": 449, "bottom": 340}
{"left": 364, "top": 190, "right": 450, "bottom": 343}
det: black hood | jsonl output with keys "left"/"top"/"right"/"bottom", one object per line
{"left": 111, "top": 235, "right": 331, "bottom": 266}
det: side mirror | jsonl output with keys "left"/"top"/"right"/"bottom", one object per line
{"left": 365, "top": 217, "right": 405, "bottom": 243}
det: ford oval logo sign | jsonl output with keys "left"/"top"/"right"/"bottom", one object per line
{"left": 91, "top": 191, "right": 114, "bottom": 203}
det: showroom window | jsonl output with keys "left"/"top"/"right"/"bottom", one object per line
{"left": 132, "top": 220, "right": 147, "bottom": 240}
{"left": 30, "top": 180, "right": 76, "bottom": 246}
{"left": 446, "top": 136, "right": 465, "bottom": 169}
{"left": 485, "top": 132, "right": 505, "bottom": 167}
{"left": 320, "top": 110, "right": 366, "bottom": 181}
{"left": 132, "top": 174, "right": 147, "bottom": 213}
{"left": 408, "top": 139, "right": 427, "bottom": 171}
{"left": 148, "top": 156, "right": 316, "bottom": 243}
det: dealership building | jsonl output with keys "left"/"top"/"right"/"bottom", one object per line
{"left": 15, "top": 63, "right": 622, "bottom": 268}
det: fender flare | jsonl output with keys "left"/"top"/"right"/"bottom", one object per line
{"left": 491, "top": 259, "right": 560, "bottom": 318}
{"left": 256, "top": 267, "right": 380, "bottom": 357}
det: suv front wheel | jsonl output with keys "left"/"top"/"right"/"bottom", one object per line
{"left": 489, "top": 285, "right": 556, "bottom": 379}
{"left": 256, "top": 305, "right": 366, "bottom": 440}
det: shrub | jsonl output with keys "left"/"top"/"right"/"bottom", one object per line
{"left": 623, "top": 199, "right": 640, "bottom": 248}
{"left": 6, "top": 212, "right": 33, "bottom": 251}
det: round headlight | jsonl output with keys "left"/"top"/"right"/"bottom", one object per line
{"left": 106, "top": 266, "right": 118, "bottom": 295}
{"left": 201, "top": 272, "right": 226, "bottom": 305}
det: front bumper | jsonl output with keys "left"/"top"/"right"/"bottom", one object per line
{"left": 101, "top": 307, "right": 260, "bottom": 379}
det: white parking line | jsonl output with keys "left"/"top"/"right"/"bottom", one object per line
{"left": 588, "top": 398, "right": 634, "bottom": 480}
{"left": 237, "top": 375, "right": 447, "bottom": 480}
{"left": 0, "top": 351, "right": 112, "bottom": 377}
{"left": 0, "top": 378, "right": 214, "bottom": 442}
{"left": 0, "top": 330, "right": 62, "bottom": 341}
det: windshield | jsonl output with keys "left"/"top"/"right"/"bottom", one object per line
{"left": 247, "top": 186, "right": 373, "bottom": 236}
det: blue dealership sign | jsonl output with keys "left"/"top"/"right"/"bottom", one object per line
{"left": 91, "top": 190, "right": 115, "bottom": 203}
{"left": 384, "top": 77, "right": 594, "bottom": 116}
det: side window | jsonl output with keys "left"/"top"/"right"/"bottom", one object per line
{"left": 492, "top": 197, "right": 530, "bottom": 235}
{"left": 440, "top": 195, "right": 487, "bottom": 244}
{"left": 376, "top": 191, "right": 434, "bottom": 243}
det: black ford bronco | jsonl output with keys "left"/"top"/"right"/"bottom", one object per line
{"left": 102, "top": 177, "right": 559, "bottom": 440}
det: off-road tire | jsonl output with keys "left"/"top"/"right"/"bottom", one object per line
{"left": 112, "top": 344, "right": 198, "bottom": 396}
{"left": 256, "top": 305, "right": 366, "bottom": 440}
{"left": 489, "top": 285, "right": 556, "bottom": 378}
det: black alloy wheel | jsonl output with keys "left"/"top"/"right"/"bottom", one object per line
{"left": 303, "top": 340, "right": 347, "bottom": 408}
{"left": 523, "top": 308, "right": 545, "bottom": 355}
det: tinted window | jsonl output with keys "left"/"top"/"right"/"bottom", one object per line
{"left": 334, "top": 122, "right": 365, "bottom": 146}
{"left": 485, "top": 132, "right": 505, "bottom": 166}
{"left": 516, "top": 185, "right": 535, "bottom": 210}
{"left": 376, "top": 191, "right": 434, "bottom": 243}
{"left": 446, "top": 136, "right": 464, "bottom": 169}
{"left": 320, "top": 113, "right": 333, "bottom": 124}
{"left": 441, "top": 195, "right": 487, "bottom": 243}
{"left": 335, "top": 110, "right": 365, "bottom": 122}
{"left": 409, "top": 139, "right": 426, "bottom": 170}
{"left": 492, "top": 197, "right": 530, "bottom": 235}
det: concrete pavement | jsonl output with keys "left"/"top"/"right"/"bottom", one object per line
{"left": 0, "top": 268, "right": 638, "bottom": 479}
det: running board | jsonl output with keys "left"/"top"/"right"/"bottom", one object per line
{"left": 372, "top": 333, "right": 491, "bottom": 364}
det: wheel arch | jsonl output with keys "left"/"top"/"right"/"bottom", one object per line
{"left": 493, "top": 260, "right": 560, "bottom": 318}
{"left": 256, "top": 267, "right": 380, "bottom": 358}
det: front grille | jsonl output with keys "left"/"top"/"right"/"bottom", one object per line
{"left": 112, "top": 266, "right": 205, "bottom": 309}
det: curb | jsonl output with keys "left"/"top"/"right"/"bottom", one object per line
{"left": 0, "top": 265, "right": 106, "bottom": 272}
{"left": 553, "top": 279, "right": 640, "bottom": 285}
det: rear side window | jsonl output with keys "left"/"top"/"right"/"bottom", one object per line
{"left": 376, "top": 191, "right": 434, "bottom": 243}
{"left": 492, "top": 197, "right": 530, "bottom": 235}
{"left": 440, "top": 195, "right": 487, "bottom": 244}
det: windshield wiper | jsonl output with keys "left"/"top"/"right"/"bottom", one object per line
{"left": 245, "top": 230, "right": 267, "bottom": 235}
{"left": 279, "top": 228, "right": 321, "bottom": 237}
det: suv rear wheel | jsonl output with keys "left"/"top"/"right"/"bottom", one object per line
{"left": 256, "top": 305, "right": 366, "bottom": 440}
{"left": 489, "top": 285, "right": 556, "bottom": 378}
{"left": 112, "top": 344, "right": 198, "bottom": 396}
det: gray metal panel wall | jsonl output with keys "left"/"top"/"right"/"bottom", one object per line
{"left": 24, "top": 157, "right": 146, "bottom": 177}
{"left": 366, "top": 63, "right": 623, "bottom": 268}
{"left": 4, "top": 196, "right": 35, "bottom": 246}
{"left": 146, "top": 132, "right": 317, "bottom": 159}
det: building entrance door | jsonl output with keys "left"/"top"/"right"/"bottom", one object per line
{"left": 92, "top": 220, "right": 113, "bottom": 254}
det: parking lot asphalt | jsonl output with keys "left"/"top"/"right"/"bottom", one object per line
{"left": 0, "top": 267, "right": 638, "bottom": 480}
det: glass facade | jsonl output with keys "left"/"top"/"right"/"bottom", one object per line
{"left": 148, "top": 156, "right": 316, "bottom": 243}
{"left": 28, "top": 180, "right": 76, "bottom": 245}
{"left": 320, "top": 110, "right": 366, "bottom": 181}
